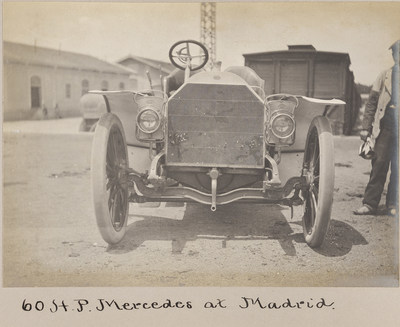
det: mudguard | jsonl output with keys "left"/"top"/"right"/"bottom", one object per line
{"left": 90, "top": 90, "right": 149, "bottom": 148}
{"left": 289, "top": 96, "right": 345, "bottom": 151}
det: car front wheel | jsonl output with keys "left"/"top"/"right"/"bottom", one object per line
{"left": 302, "top": 116, "right": 334, "bottom": 248}
{"left": 91, "top": 113, "right": 129, "bottom": 244}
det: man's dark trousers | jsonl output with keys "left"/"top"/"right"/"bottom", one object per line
{"left": 363, "top": 113, "right": 398, "bottom": 209}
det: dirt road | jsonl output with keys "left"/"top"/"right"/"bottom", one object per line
{"left": 2, "top": 118, "right": 398, "bottom": 287}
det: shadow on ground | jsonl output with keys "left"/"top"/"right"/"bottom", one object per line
{"left": 303, "top": 220, "right": 368, "bottom": 257}
{"left": 106, "top": 203, "right": 368, "bottom": 257}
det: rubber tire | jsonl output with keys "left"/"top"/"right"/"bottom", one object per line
{"left": 302, "top": 116, "right": 334, "bottom": 248}
{"left": 91, "top": 113, "right": 129, "bottom": 244}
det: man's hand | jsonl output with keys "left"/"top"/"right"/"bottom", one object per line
{"left": 360, "top": 130, "right": 370, "bottom": 141}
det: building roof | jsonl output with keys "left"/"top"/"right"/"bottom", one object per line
{"left": 243, "top": 45, "right": 350, "bottom": 63}
{"left": 287, "top": 45, "right": 316, "bottom": 51}
{"left": 3, "top": 41, "right": 136, "bottom": 75}
{"left": 118, "top": 55, "right": 174, "bottom": 74}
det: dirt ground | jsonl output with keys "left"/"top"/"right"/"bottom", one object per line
{"left": 2, "top": 118, "right": 399, "bottom": 287}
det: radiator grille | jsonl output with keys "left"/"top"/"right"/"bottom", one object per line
{"left": 166, "top": 84, "right": 265, "bottom": 168}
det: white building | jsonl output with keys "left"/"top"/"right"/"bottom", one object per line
{"left": 3, "top": 41, "right": 138, "bottom": 121}
{"left": 117, "top": 55, "right": 174, "bottom": 90}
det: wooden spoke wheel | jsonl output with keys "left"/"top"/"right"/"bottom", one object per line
{"left": 302, "top": 116, "right": 334, "bottom": 248}
{"left": 91, "top": 113, "right": 129, "bottom": 244}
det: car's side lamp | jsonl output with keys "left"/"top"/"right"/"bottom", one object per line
{"left": 264, "top": 94, "right": 298, "bottom": 146}
{"left": 134, "top": 90, "right": 167, "bottom": 142}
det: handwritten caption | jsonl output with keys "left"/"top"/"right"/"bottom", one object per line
{"left": 21, "top": 297, "right": 334, "bottom": 313}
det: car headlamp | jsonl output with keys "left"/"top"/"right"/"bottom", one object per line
{"left": 270, "top": 113, "right": 295, "bottom": 138}
{"left": 137, "top": 109, "right": 161, "bottom": 133}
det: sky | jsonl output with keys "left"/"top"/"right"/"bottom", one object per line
{"left": 3, "top": 1, "right": 400, "bottom": 84}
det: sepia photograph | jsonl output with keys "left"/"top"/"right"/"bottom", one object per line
{"left": 1, "top": 1, "right": 400, "bottom": 325}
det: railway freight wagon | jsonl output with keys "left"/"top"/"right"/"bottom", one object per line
{"left": 244, "top": 45, "right": 361, "bottom": 135}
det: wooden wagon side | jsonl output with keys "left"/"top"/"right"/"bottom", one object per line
{"left": 244, "top": 45, "right": 361, "bottom": 135}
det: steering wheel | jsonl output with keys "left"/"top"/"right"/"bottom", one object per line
{"left": 169, "top": 40, "right": 209, "bottom": 71}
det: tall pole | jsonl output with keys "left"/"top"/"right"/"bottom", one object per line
{"left": 200, "top": 2, "right": 216, "bottom": 69}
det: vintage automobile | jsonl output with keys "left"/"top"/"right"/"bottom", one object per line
{"left": 91, "top": 40, "right": 345, "bottom": 248}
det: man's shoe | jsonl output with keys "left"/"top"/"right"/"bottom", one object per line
{"left": 353, "top": 204, "right": 376, "bottom": 215}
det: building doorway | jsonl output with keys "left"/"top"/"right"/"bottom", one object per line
{"left": 30, "top": 76, "right": 41, "bottom": 108}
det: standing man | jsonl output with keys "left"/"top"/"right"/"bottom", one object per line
{"left": 42, "top": 104, "right": 48, "bottom": 120}
{"left": 354, "top": 40, "right": 399, "bottom": 216}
